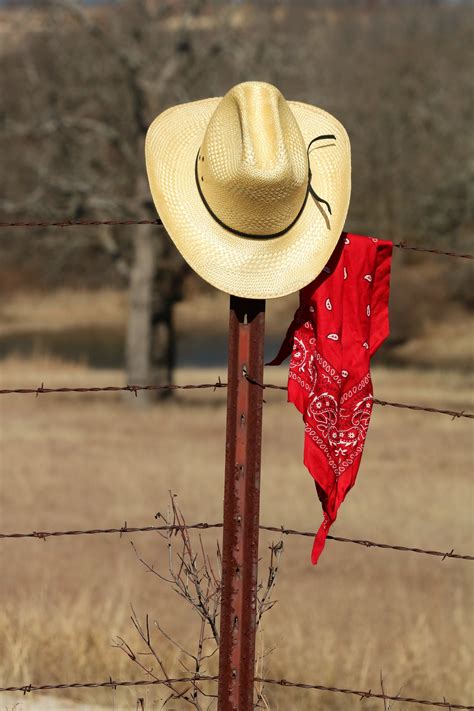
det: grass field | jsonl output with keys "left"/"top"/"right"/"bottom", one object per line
{"left": 0, "top": 287, "right": 473, "bottom": 710}
{"left": 0, "top": 350, "right": 473, "bottom": 710}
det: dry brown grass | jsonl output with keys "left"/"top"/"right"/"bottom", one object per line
{"left": 0, "top": 353, "right": 473, "bottom": 710}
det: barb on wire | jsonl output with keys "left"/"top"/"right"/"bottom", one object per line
{"left": 0, "top": 219, "right": 163, "bottom": 228}
{"left": 260, "top": 526, "right": 473, "bottom": 561}
{"left": 255, "top": 677, "right": 474, "bottom": 709}
{"left": 243, "top": 375, "right": 474, "bottom": 420}
{"left": 0, "top": 675, "right": 216, "bottom": 695}
{"left": 0, "top": 676, "right": 471, "bottom": 709}
{"left": 0, "top": 522, "right": 222, "bottom": 540}
{"left": 372, "top": 397, "right": 473, "bottom": 420}
{"left": 0, "top": 521, "right": 471, "bottom": 561}
{"left": 0, "top": 382, "right": 227, "bottom": 396}
{"left": 394, "top": 240, "right": 474, "bottom": 260}
{"left": 0, "top": 379, "right": 471, "bottom": 420}
{"left": 0, "top": 219, "right": 472, "bottom": 259}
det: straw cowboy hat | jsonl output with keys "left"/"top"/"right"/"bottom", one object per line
{"left": 145, "top": 81, "right": 351, "bottom": 299}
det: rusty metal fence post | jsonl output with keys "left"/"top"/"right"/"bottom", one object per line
{"left": 217, "top": 296, "right": 266, "bottom": 711}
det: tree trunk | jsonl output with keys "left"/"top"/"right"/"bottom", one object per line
{"left": 150, "top": 273, "right": 177, "bottom": 399}
{"left": 126, "top": 225, "right": 182, "bottom": 405}
{"left": 126, "top": 226, "right": 157, "bottom": 405}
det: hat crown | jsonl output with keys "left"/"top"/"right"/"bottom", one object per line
{"left": 197, "top": 82, "right": 308, "bottom": 236}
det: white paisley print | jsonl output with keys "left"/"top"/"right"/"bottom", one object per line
{"left": 288, "top": 312, "right": 373, "bottom": 476}
{"left": 268, "top": 232, "right": 393, "bottom": 564}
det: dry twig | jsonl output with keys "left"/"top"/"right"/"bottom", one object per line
{"left": 116, "top": 494, "right": 283, "bottom": 709}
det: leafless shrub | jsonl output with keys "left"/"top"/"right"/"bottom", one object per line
{"left": 114, "top": 494, "right": 283, "bottom": 709}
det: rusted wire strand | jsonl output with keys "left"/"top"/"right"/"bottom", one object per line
{"left": 0, "top": 675, "right": 471, "bottom": 708}
{"left": 0, "top": 522, "right": 471, "bottom": 561}
{"left": 266, "top": 526, "right": 473, "bottom": 560}
{"left": 393, "top": 241, "right": 474, "bottom": 260}
{"left": 0, "top": 219, "right": 472, "bottom": 259}
{"left": 0, "top": 523, "right": 222, "bottom": 540}
{"left": 0, "top": 675, "right": 216, "bottom": 695}
{"left": 0, "top": 381, "right": 227, "bottom": 396}
{"left": 0, "top": 219, "right": 162, "bottom": 227}
{"left": 245, "top": 377, "right": 474, "bottom": 419}
{"left": 0, "top": 380, "right": 471, "bottom": 419}
{"left": 255, "top": 677, "right": 474, "bottom": 709}
{"left": 372, "top": 397, "right": 473, "bottom": 419}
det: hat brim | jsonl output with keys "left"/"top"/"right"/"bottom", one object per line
{"left": 145, "top": 98, "right": 351, "bottom": 299}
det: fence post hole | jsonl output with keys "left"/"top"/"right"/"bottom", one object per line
{"left": 218, "top": 295, "right": 266, "bottom": 711}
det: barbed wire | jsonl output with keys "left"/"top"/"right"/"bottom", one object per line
{"left": 0, "top": 675, "right": 216, "bottom": 695}
{"left": 0, "top": 522, "right": 221, "bottom": 540}
{"left": 0, "top": 381, "right": 227, "bottom": 396}
{"left": 0, "top": 674, "right": 471, "bottom": 708}
{"left": 256, "top": 677, "right": 474, "bottom": 709}
{"left": 0, "top": 521, "right": 471, "bottom": 561}
{"left": 245, "top": 376, "right": 474, "bottom": 419}
{"left": 393, "top": 241, "right": 473, "bottom": 260}
{"left": 0, "top": 219, "right": 162, "bottom": 228}
{"left": 0, "top": 379, "right": 471, "bottom": 419}
{"left": 372, "top": 397, "right": 472, "bottom": 419}
{"left": 260, "top": 525, "right": 474, "bottom": 561}
{"left": 0, "top": 218, "right": 472, "bottom": 259}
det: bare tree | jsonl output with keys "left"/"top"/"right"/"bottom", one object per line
{"left": 47, "top": 0, "right": 203, "bottom": 401}
{"left": 1, "top": 0, "right": 472, "bottom": 368}
{"left": 1, "top": 0, "right": 216, "bottom": 400}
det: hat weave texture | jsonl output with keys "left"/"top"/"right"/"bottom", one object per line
{"left": 145, "top": 81, "right": 351, "bottom": 299}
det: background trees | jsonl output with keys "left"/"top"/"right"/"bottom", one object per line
{"left": 1, "top": 0, "right": 473, "bottom": 392}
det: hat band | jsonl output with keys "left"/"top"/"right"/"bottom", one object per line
{"left": 194, "top": 133, "right": 335, "bottom": 240}
{"left": 194, "top": 152, "right": 310, "bottom": 239}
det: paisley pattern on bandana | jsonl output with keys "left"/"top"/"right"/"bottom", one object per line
{"left": 269, "top": 233, "right": 393, "bottom": 564}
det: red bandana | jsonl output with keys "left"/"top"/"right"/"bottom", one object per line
{"left": 269, "top": 233, "right": 393, "bottom": 564}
